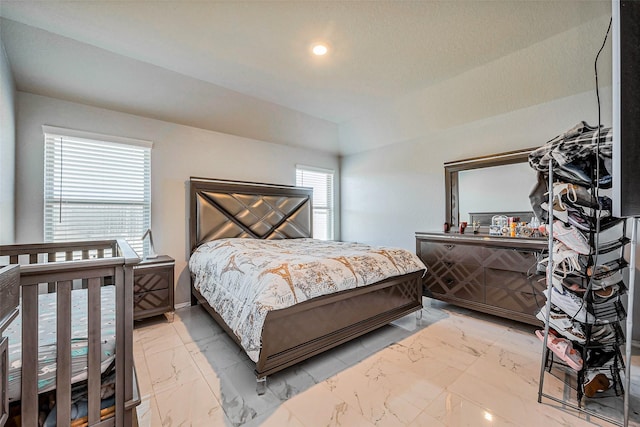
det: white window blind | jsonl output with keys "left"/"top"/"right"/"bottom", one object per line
{"left": 43, "top": 126, "right": 152, "bottom": 257}
{"left": 296, "top": 165, "right": 334, "bottom": 240}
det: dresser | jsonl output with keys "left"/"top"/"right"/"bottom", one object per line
{"left": 415, "top": 232, "right": 547, "bottom": 325}
{"left": 133, "top": 255, "right": 175, "bottom": 320}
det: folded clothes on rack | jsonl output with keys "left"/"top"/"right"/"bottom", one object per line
{"left": 529, "top": 121, "right": 612, "bottom": 176}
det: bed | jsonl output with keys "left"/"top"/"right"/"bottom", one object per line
{"left": 188, "top": 177, "right": 426, "bottom": 392}
{"left": 0, "top": 240, "right": 140, "bottom": 427}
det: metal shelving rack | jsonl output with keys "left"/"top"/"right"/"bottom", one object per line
{"left": 536, "top": 162, "right": 635, "bottom": 427}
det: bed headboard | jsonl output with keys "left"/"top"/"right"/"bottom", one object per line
{"left": 189, "top": 177, "right": 313, "bottom": 251}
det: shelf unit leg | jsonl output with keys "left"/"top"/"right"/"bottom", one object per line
{"left": 537, "top": 162, "right": 556, "bottom": 404}
{"left": 623, "top": 218, "right": 637, "bottom": 427}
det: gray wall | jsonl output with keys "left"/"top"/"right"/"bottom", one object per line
{"left": 15, "top": 92, "right": 340, "bottom": 306}
{"left": 0, "top": 35, "right": 15, "bottom": 244}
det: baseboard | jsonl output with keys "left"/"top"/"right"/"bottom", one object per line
{"left": 174, "top": 301, "right": 191, "bottom": 310}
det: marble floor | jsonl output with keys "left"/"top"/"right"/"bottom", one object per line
{"left": 132, "top": 299, "right": 640, "bottom": 427}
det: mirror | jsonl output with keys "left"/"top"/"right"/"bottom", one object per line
{"left": 445, "top": 147, "right": 539, "bottom": 227}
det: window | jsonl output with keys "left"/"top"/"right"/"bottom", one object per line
{"left": 43, "top": 126, "right": 152, "bottom": 257}
{"left": 296, "top": 165, "right": 334, "bottom": 240}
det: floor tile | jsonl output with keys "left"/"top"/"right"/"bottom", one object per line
{"left": 202, "top": 362, "right": 282, "bottom": 426}
{"left": 154, "top": 377, "right": 227, "bottom": 426}
{"left": 423, "top": 391, "right": 519, "bottom": 426}
{"left": 145, "top": 345, "right": 202, "bottom": 394}
{"left": 322, "top": 354, "right": 425, "bottom": 425}
{"left": 135, "top": 318, "right": 185, "bottom": 356}
{"left": 171, "top": 305, "right": 223, "bottom": 344}
{"left": 285, "top": 383, "right": 375, "bottom": 427}
{"left": 185, "top": 332, "right": 248, "bottom": 377}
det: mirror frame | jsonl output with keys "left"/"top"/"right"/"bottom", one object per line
{"left": 445, "top": 147, "right": 539, "bottom": 227}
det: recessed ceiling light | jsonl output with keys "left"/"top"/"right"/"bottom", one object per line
{"left": 312, "top": 43, "right": 329, "bottom": 56}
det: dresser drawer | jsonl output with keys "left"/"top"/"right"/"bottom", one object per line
{"left": 484, "top": 286, "right": 545, "bottom": 318}
{"left": 485, "top": 268, "right": 546, "bottom": 293}
{"left": 425, "top": 263, "right": 484, "bottom": 302}
{"left": 483, "top": 247, "right": 540, "bottom": 273}
{"left": 418, "top": 240, "right": 486, "bottom": 266}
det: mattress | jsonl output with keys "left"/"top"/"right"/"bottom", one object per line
{"left": 5, "top": 285, "right": 117, "bottom": 402}
{"left": 189, "top": 238, "right": 427, "bottom": 362}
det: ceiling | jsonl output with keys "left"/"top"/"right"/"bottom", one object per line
{"left": 0, "top": 1, "right": 610, "bottom": 154}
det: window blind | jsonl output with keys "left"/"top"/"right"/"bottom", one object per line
{"left": 296, "top": 166, "right": 334, "bottom": 240}
{"left": 43, "top": 127, "right": 152, "bottom": 257}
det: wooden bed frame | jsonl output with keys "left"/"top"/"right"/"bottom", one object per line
{"left": 0, "top": 240, "right": 140, "bottom": 427}
{"left": 189, "top": 177, "right": 424, "bottom": 390}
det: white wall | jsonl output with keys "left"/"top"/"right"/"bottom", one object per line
{"left": 0, "top": 36, "right": 16, "bottom": 244}
{"left": 16, "top": 92, "right": 339, "bottom": 305}
{"left": 341, "top": 89, "right": 613, "bottom": 250}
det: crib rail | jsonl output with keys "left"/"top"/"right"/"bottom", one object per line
{"left": 0, "top": 240, "right": 139, "bottom": 427}
{"left": 0, "top": 265, "right": 19, "bottom": 427}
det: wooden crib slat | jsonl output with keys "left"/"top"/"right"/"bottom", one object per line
{"left": 29, "top": 254, "right": 37, "bottom": 264}
{"left": 123, "top": 264, "right": 134, "bottom": 427}
{"left": 87, "top": 277, "right": 102, "bottom": 424}
{"left": 47, "top": 253, "right": 57, "bottom": 292}
{"left": 21, "top": 284, "right": 39, "bottom": 427}
{"left": 115, "top": 266, "right": 125, "bottom": 426}
{"left": 56, "top": 280, "right": 72, "bottom": 426}
{"left": 9, "top": 256, "right": 17, "bottom": 265}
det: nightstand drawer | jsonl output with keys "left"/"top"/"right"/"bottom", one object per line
{"left": 134, "top": 289, "right": 170, "bottom": 320}
{"left": 133, "top": 268, "right": 171, "bottom": 293}
{"left": 133, "top": 255, "right": 174, "bottom": 320}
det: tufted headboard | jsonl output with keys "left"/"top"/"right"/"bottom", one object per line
{"left": 189, "top": 177, "right": 313, "bottom": 252}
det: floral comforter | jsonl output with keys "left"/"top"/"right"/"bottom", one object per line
{"left": 189, "top": 238, "right": 427, "bottom": 362}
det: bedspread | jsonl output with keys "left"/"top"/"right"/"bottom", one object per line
{"left": 189, "top": 238, "right": 426, "bottom": 362}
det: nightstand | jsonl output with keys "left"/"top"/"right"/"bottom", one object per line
{"left": 133, "top": 255, "right": 175, "bottom": 321}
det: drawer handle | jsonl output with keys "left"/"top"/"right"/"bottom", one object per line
{"left": 446, "top": 278, "right": 455, "bottom": 285}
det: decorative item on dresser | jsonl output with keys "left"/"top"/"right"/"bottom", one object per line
{"left": 415, "top": 232, "right": 547, "bottom": 325}
{"left": 133, "top": 255, "right": 175, "bottom": 321}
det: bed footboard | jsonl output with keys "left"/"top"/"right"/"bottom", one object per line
{"left": 257, "top": 271, "right": 423, "bottom": 377}
{"left": 193, "top": 270, "right": 423, "bottom": 381}
{"left": 0, "top": 240, "right": 140, "bottom": 427}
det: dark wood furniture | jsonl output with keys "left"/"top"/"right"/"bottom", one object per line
{"left": 0, "top": 240, "right": 140, "bottom": 427}
{"left": 190, "top": 177, "right": 424, "bottom": 390}
{"left": 133, "top": 255, "right": 175, "bottom": 321}
{"left": 416, "top": 232, "right": 547, "bottom": 325}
